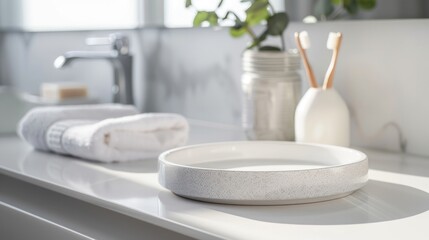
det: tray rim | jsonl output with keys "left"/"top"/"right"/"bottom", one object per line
{"left": 158, "top": 141, "right": 368, "bottom": 173}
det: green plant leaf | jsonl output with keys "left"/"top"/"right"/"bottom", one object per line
{"left": 357, "top": 0, "right": 376, "bottom": 10}
{"left": 185, "top": 0, "right": 192, "bottom": 8}
{"left": 245, "top": 0, "right": 269, "bottom": 26}
{"left": 246, "top": 0, "right": 267, "bottom": 16}
{"left": 230, "top": 24, "right": 247, "bottom": 38}
{"left": 193, "top": 11, "right": 209, "bottom": 26}
{"left": 259, "top": 45, "right": 282, "bottom": 51}
{"left": 208, "top": 12, "right": 219, "bottom": 26}
{"left": 246, "top": 30, "right": 267, "bottom": 49}
{"left": 331, "top": 0, "right": 342, "bottom": 4}
{"left": 266, "top": 12, "right": 289, "bottom": 36}
{"left": 193, "top": 11, "right": 218, "bottom": 27}
{"left": 314, "top": 0, "right": 335, "bottom": 19}
{"left": 246, "top": 8, "right": 269, "bottom": 25}
{"left": 343, "top": 0, "right": 358, "bottom": 14}
{"left": 259, "top": 30, "right": 268, "bottom": 41}
{"left": 246, "top": 0, "right": 268, "bottom": 14}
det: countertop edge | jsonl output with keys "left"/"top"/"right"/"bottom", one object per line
{"left": 0, "top": 167, "right": 224, "bottom": 240}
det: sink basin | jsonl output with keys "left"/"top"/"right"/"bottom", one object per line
{"left": 159, "top": 141, "right": 368, "bottom": 205}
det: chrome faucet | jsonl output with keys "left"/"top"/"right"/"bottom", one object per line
{"left": 54, "top": 33, "right": 133, "bottom": 104}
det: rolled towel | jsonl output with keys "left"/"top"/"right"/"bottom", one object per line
{"left": 18, "top": 105, "right": 189, "bottom": 162}
{"left": 18, "top": 104, "right": 139, "bottom": 151}
{"left": 45, "top": 114, "right": 189, "bottom": 162}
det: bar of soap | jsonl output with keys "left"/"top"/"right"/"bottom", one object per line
{"left": 41, "top": 82, "right": 88, "bottom": 101}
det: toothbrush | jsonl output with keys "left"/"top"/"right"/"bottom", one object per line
{"left": 322, "top": 32, "right": 343, "bottom": 89}
{"left": 294, "top": 31, "right": 318, "bottom": 88}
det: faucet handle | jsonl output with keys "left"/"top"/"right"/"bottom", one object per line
{"left": 85, "top": 33, "right": 129, "bottom": 55}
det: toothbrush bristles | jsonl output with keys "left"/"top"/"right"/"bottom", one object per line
{"left": 299, "top": 31, "right": 311, "bottom": 49}
{"left": 327, "top": 32, "right": 340, "bottom": 50}
{"left": 323, "top": 32, "right": 343, "bottom": 89}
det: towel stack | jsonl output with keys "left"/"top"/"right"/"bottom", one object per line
{"left": 18, "top": 104, "right": 189, "bottom": 162}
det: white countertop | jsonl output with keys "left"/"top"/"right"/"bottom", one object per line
{"left": 0, "top": 122, "right": 428, "bottom": 240}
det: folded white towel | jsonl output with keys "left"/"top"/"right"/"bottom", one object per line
{"left": 18, "top": 104, "right": 139, "bottom": 151}
{"left": 45, "top": 114, "right": 189, "bottom": 162}
{"left": 18, "top": 105, "right": 189, "bottom": 162}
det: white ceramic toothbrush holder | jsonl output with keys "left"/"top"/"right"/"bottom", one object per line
{"left": 295, "top": 88, "right": 350, "bottom": 147}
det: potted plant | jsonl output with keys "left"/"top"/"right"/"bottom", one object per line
{"left": 187, "top": 0, "right": 289, "bottom": 51}
{"left": 187, "top": 0, "right": 301, "bottom": 141}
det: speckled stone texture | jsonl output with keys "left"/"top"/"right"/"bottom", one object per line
{"left": 158, "top": 142, "right": 368, "bottom": 205}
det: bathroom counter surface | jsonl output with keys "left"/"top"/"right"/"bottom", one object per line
{"left": 0, "top": 122, "right": 428, "bottom": 240}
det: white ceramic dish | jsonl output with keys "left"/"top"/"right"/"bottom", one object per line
{"left": 158, "top": 141, "right": 368, "bottom": 205}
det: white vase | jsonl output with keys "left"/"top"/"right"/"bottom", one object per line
{"left": 241, "top": 50, "right": 301, "bottom": 141}
{"left": 295, "top": 88, "right": 350, "bottom": 147}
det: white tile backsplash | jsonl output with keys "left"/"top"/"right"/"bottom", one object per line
{"left": 140, "top": 28, "right": 246, "bottom": 124}
{"left": 1, "top": 19, "right": 429, "bottom": 157}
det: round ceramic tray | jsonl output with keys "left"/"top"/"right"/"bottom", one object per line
{"left": 158, "top": 141, "right": 368, "bottom": 205}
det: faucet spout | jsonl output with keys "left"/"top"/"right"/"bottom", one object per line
{"left": 53, "top": 34, "right": 134, "bottom": 105}
{"left": 54, "top": 51, "right": 118, "bottom": 69}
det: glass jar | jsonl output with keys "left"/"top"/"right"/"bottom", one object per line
{"left": 241, "top": 50, "right": 301, "bottom": 141}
